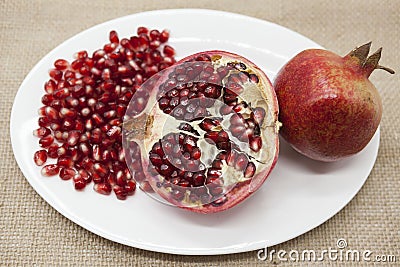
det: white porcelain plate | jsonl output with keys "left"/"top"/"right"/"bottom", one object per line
{"left": 10, "top": 9, "right": 379, "bottom": 255}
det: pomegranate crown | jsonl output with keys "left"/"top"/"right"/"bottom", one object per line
{"left": 346, "top": 42, "right": 395, "bottom": 77}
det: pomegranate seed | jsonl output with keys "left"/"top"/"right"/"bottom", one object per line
{"left": 54, "top": 59, "right": 69, "bottom": 70}
{"left": 62, "top": 118, "right": 75, "bottom": 130}
{"left": 159, "top": 29, "right": 169, "bottom": 43}
{"left": 84, "top": 58, "right": 95, "bottom": 68}
{"left": 212, "top": 160, "right": 223, "bottom": 169}
{"left": 90, "top": 128, "right": 102, "bottom": 143}
{"left": 43, "top": 106, "right": 59, "bottom": 121}
{"left": 235, "top": 153, "right": 249, "bottom": 171}
{"left": 244, "top": 162, "right": 256, "bottom": 178}
{"left": 81, "top": 108, "right": 91, "bottom": 118}
{"left": 92, "top": 113, "right": 104, "bottom": 125}
{"left": 78, "top": 142, "right": 91, "bottom": 156}
{"left": 190, "top": 147, "right": 201, "bottom": 160}
{"left": 91, "top": 67, "right": 102, "bottom": 76}
{"left": 252, "top": 107, "right": 266, "bottom": 125}
{"left": 115, "top": 170, "right": 127, "bottom": 186}
{"left": 120, "top": 38, "right": 133, "bottom": 50}
{"left": 78, "top": 169, "right": 91, "bottom": 183}
{"left": 94, "top": 182, "right": 112, "bottom": 195}
{"left": 163, "top": 45, "right": 175, "bottom": 57}
{"left": 53, "top": 88, "right": 69, "bottom": 99}
{"left": 101, "top": 149, "right": 112, "bottom": 162}
{"left": 137, "top": 26, "right": 148, "bottom": 35}
{"left": 73, "top": 174, "right": 86, "bottom": 190}
{"left": 39, "top": 135, "right": 54, "bottom": 148}
{"left": 113, "top": 185, "right": 128, "bottom": 200}
{"left": 75, "top": 119, "right": 85, "bottom": 131}
{"left": 106, "top": 126, "right": 121, "bottom": 139}
{"left": 38, "top": 117, "right": 50, "bottom": 127}
{"left": 74, "top": 50, "right": 88, "bottom": 59}
{"left": 125, "top": 180, "right": 136, "bottom": 196}
{"left": 204, "top": 131, "right": 219, "bottom": 144}
{"left": 59, "top": 107, "right": 76, "bottom": 119}
{"left": 57, "top": 145, "right": 67, "bottom": 156}
{"left": 69, "top": 146, "right": 80, "bottom": 161}
{"left": 92, "top": 144, "right": 101, "bottom": 161}
{"left": 249, "top": 135, "right": 262, "bottom": 152}
{"left": 103, "top": 110, "right": 116, "bottom": 119}
{"left": 92, "top": 49, "right": 106, "bottom": 60}
{"left": 60, "top": 168, "right": 76, "bottom": 180}
{"left": 149, "top": 29, "right": 160, "bottom": 41}
{"left": 79, "top": 132, "right": 89, "bottom": 142}
{"left": 47, "top": 100, "right": 61, "bottom": 111}
{"left": 33, "top": 127, "right": 51, "bottom": 137}
{"left": 47, "top": 143, "right": 59, "bottom": 158}
{"left": 49, "top": 69, "right": 62, "bottom": 81}
{"left": 104, "top": 43, "right": 117, "bottom": 53}
{"left": 199, "top": 118, "right": 220, "bottom": 131}
{"left": 163, "top": 56, "right": 175, "bottom": 66}
{"left": 57, "top": 156, "right": 73, "bottom": 168}
{"left": 71, "top": 59, "right": 84, "bottom": 70}
{"left": 106, "top": 172, "right": 116, "bottom": 186}
{"left": 50, "top": 122, "right": 60, "bottom": 131}
{"left": 53, "top": 130, "right": 62, "bottom": 142}
{"left": 93, "top": 163, "right": 109, "bottom": 177}
{"left": 66, "top": 130, "right": 79, "bottom": 146}
{"left": 91, "top": 172, "right": 103, "bottom": 184}
{"left": 109, "top": 30, "right": 119, "bottom": 43}
{"left": 34, "top": 150, "right": 47, "bottom": 166}
{"left": 41, "top": 164, "right": 60, "bottom": 176}
{"left": 44, "top": 80, "right": 56, "bottom": 93}
{"left": 41, "top": 94, "right": 54, "bottom": 105}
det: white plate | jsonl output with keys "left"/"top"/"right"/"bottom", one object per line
{"left": 10, "top": 9, "right": 379, "bottom": 255}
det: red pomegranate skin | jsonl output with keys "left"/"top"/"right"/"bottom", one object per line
{"left": 274, "top": 49, "right": 382, "bottom": 162}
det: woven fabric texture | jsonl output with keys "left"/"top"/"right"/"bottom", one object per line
{"left": 1, "top": 0, "right": 399, "bottom": 266}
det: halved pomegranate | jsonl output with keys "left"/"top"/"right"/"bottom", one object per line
{"left": 123, "top": 51, "right": 279, "bottom": 213}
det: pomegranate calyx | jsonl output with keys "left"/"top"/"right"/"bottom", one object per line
{"left": 346, "top": 42, "right": 394, "bottom": 76}
{"left": 347, "top": 41, "right": 372, "bottom": 64}
{"left": 363, "top": 47, "right": 395, "bottom": 75}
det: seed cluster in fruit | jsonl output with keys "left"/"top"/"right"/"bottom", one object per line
{"left": 123, "top": 51, "right": 279, "bottom": 213}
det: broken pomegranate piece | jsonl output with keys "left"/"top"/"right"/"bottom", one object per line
{"left": 123, "top": 50, "right": 279, "bottom": 213}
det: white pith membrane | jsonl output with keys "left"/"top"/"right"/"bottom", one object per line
{"left": 123, "top": 52, "right": 279, "bottom": 212}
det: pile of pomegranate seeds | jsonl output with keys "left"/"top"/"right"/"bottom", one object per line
{"left": 33, "top": 27, "right": 176, "bottom": 200}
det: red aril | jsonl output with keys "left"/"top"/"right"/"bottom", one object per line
{"left": 41, "top": 164, "right": 60, "bottom": 176}
{"left": 34, "top": 150, "right": 48, "bottom": 166}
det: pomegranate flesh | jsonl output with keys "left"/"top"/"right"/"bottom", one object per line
{"left": 274, "top": 42, "right": 394, "bottom": 162}
{"left": 123, "top": 51, "right": 279, "bottom": 213}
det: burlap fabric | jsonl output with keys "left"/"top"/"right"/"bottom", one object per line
{"left": 1, "top": 0, "right": 399, "bottom": 266}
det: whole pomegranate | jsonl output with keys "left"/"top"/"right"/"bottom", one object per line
{"left": 123, "top": 51, "right": 280, "bottom": 213}
{"left": 274, "top": 42, "right": 394, "bottom": 162}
